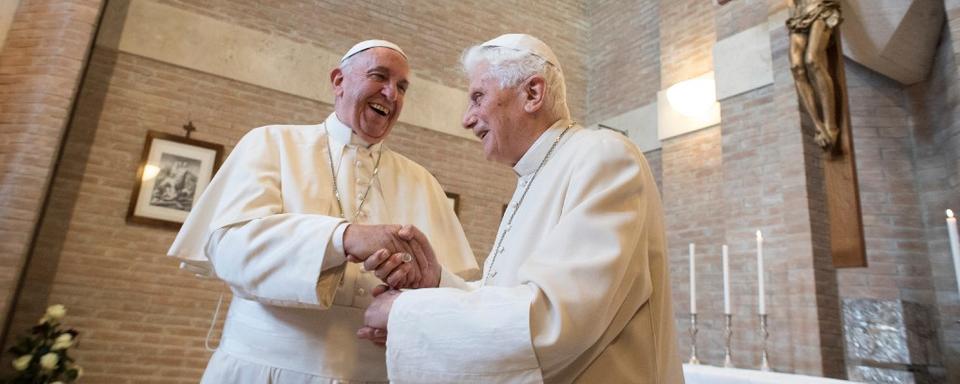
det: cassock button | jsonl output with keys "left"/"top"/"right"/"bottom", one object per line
{"left": 357, "top": 288, "right": 366, "bottom": 296}
{"left": 357, "top": 192, "right": 364, "bottom": 199}
{"left": 355, "top": 160, "right": 362, "bottom": 167}
{"left": 497, "top": 246, "right": 504, "bottom": 254}
{"left": 504, "top": 224, "right": 512, "bottom": 231}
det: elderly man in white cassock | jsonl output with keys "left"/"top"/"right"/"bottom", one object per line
{"left": 167, "top": 40, "right": 477, "bottom": 383}
{"left": 358, "top": 34, "right": 683, "bottom": 383}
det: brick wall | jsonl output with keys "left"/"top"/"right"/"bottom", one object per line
{"left": 0, "top": 0, "right": 102, "bottom": 338}
{"left": 909, "top": 15, "right": 960, "bottom": 382}
{"left": 151, "top": 0, "right": 589, "bottom": 121}
{"left": 659, "top": 0, "right": 716, "bottom": 88}
{"left": 836, "top": 60, "right": 934, "bottom": 304}
{"left": 585, "top": 0, "right": 659, "bottom": 124}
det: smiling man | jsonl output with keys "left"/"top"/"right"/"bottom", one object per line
{"left": 360, "top": 34, "right": 683, "bottom": 383}
{"left": 168, "top": 40, "right": 477, "bottom": 383}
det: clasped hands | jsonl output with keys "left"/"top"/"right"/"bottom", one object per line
{"left": 342, "top": 224, "right": 439, "bottom": 346}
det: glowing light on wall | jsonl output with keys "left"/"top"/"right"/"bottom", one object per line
{"left": 665, "top": 76, "right": 718, "bottom": 120}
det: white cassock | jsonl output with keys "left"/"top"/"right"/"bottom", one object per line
{"left": 167, "top": 113, "right": 478, "bottom": 383}
{"left": 385, "top": 120, "right": 683, "bottom": 384}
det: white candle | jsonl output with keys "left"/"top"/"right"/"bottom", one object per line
{"left": 947, "top": 209, "right": 960, "bottom": 297}
{"left": 757, "top": 230, "right": 766, "bottom": 315}
{"left": 722, "top": 244, "right": 731, "bottom": 315}
{"left": 689, "top": 243, "right": 696, "bottom": 314}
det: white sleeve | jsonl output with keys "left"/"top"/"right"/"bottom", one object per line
{"left": 207, "top": 214, "right": 346, "bottom": 308}
{"left": 192, "top": 127, "right": 348, "bottom": 308}
{"left": 385, "top": 138, "right": 651, "bottom": 382}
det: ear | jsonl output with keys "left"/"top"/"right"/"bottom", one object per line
{"left": 522, "top": 75, "right": 546, "bottom": 114}
{"left": 330, "top": 68, "right": 345, "bottom": 97}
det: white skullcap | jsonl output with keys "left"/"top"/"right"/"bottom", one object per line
{"left": 480, "top": 33, "right": 561, "bottom": 70}
{"left": 340, "top": 39, "right": 407, "bottom": 63}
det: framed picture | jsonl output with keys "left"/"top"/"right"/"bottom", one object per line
{"left": 445, "top": 191, "right": 460, "bottom": 216}
{"left": 127, "top": 130, "right": 224, "bottom": 228}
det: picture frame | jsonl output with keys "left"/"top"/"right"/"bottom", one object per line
{"left": 126, "top": 130, "right": 224, "bottom": 228}
{"left": 445, "top": 191, "right": 461, "bottom": 217}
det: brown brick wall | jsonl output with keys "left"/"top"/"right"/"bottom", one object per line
{"left": 659, "top": 0, "right": 715, "bottom": 88}
{"left": 152, "top": 0, "right": 589, "bottom": 121}
{"left": 0, "top": 0, "right": 102, "bottom": 338}
{"left": 910, "top": 14, "right": 960, "bottom": 381}
{"left": 585, "top": 0, "right": 659, "bottom": 124}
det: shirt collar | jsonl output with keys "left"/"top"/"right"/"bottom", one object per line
{"left": 324, "top": 113, "right": 384, "bottom": 155}
{"left": 513, "top": 119, "right": 573, "bottom": 177}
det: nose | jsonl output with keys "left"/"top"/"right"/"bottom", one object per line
{"left": 382, "top": 82, "right": 399, "bottom": 102}
{"left": 462, "top": 109, "right": 477, "bottom": 130}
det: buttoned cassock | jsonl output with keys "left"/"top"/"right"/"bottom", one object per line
{"left": 167, "top": 113, "right": 477, "bottom": 383}
{"left": 385, "top": 121, "right": 683, "bottom": 383}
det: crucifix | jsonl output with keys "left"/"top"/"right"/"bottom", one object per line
{"left": 787, "top": 0, "right": 866, "bottom": 267}
{"left": 182, "top": 121, "right": 197, "bottom": 139}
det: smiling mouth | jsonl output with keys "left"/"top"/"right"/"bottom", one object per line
{"left": 370, "top": 103, "right": 390, "bottom": 117}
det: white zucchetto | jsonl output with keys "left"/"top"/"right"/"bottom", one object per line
{"left": 340, "top": 39, "right": 407, "bottom": 63}
{"left": 480, "top": 33, "right": 561, "bottom": 70}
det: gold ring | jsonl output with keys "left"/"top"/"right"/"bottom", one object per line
{"left": 400, "top": 253, "right": 413, "bottom": 263}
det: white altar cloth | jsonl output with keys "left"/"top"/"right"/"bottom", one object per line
{"left": 683, "top": 364, "right": 858, "bottom": 384}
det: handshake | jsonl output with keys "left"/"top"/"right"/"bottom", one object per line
{"left": 342, "top": 223, "right": 441, "bottom": 290}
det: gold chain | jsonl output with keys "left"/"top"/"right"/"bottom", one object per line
{"left": 325, "top": 123, "right": 383, "bottom": 221}
{"left": 482, "top": 121, "right": 575, "bottom": 286}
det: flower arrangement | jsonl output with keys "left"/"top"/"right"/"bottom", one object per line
{"left": 6, "top": 305, "right": 83, "bottom": 383}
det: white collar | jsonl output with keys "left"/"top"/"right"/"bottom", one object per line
{"left": 513, "top": 119, "right": 573, "bottom": 177}
{"left": 324, "top": 113, "right": 384, "bottom": 154}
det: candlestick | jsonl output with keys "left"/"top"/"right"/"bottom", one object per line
{"left": 722, "top": 244, "right": 730, "bottom": 315}
{"left": 688, "top": 313, "right": 700, "bottom": 365}
{"left": 759, "top": 314, "right": 771, "bottom": 371}
{"left": 724, "top": 314, "right": 734, "bottom": 368}
{"left": 689, "top": 243, "right": 696, "bottom": 314}
{"left": 756, "top": 230, "right": 765, "bottom": 315}
{"left": 948, "top": 210, "right": 960, "bottom": 298}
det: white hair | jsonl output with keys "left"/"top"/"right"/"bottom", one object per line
{"left": 460, "top": 45, "right": 571, "bottom": 120}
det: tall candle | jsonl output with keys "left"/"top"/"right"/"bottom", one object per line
{"left": 689, "top": 243, "right": 696, "bottom": 314}
{"left": 722, "top": 244, "right": 731, "bottom": 315}
{"left": 757, "top": 230, "right": 765, "bottom": 315}
{"left": 947, "top": 210, "right": 960, "bottom": 297}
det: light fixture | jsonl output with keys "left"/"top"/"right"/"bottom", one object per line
{"left": 666, "top": 75, "right": 718, "bottom": 119}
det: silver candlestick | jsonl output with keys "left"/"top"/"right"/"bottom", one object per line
{"left": 688, "top": 313, "right": 700, "bottom": 364}
{"left": 759, "top": 314, "right": 771, "bottom": 371}
{"left": 723, "top": 314, "right": 734, "bottom": 368}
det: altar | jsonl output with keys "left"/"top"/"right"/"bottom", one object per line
{"left": 683, "top": 364, "right": 856, "bottom": 384}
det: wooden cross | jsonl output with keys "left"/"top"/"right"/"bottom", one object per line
{"left": 182, "top": 121, "right": 197, "bottom": 139}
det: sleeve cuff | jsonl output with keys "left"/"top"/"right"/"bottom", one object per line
{"left": 322, "top": 222, "right": 350, "bottom": 272}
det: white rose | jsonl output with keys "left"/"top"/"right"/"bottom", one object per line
{"left": 51, "top": 333, "right": 74, "bottom": 350}
{"left": 39, "top": 352, "right": 59, "bottom": 371}
{"left": 12, "top": 355, "right": 31, "bottom": 371}
{"left": 45, "top": 304, "right": 66, "bottom": 321}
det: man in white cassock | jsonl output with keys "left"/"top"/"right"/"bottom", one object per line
{"left": 167, "top": 40, "right": 477, "bottom": 383}
{"left": 359, "top": 34, "right": 684, "bottom": 383}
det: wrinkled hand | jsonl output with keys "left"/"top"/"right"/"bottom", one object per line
{"left": 357, "top": 285, "right": 399, "bottom": 347}
{"left": 344, "top": 225, "right": 441, "bottom": 289}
